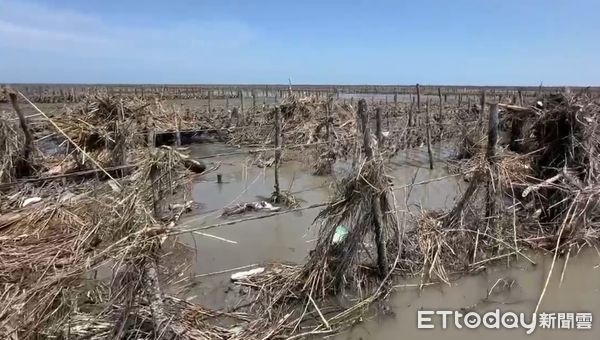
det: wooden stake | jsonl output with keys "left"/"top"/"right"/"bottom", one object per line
{"left": 7, "top": 91, "right": 34, "bottom": 163}
{"left": 263, "top": 85, "right": 268, "bottom": 105}
{"left": 273, "top": 107, "right": 281, "bottom": 198}
{"left": 438, "top": 87, "right": 444, "bottom": 139}
{"left": 147, "top": 127, "right": 156, "bottom": 148}
{"left": 357, "top": 99, "right": 388, "bottom": 278}
{"left": 425, "top": 100, "right": 434, "bottom": 170}
{"left": 486, "top": 104, "right": 499, "bottom": 233}
{"left": 416, "top": 84, "right": 421, "bottom": 113}
{"left": 325, "top": 96, "right": 332, "bottom": 142}
{"left": 240, "top": 90, "right": 244, "bottom": 116}
{"left": 375, "top": 107, "right": 383, "bottom": 146}
{"left": 518, "top": 90, "right": 524, "bottom": 106}
{"left": 479, "top": 90, "right": 486, "bottom": 129}
{"left": 207, "top": 90, "right": 212, "bottom": 113}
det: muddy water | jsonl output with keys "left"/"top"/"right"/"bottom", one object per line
{"left": 336, "top": 248, "right": 600, "bottom": 339}
{"left": 167, "top": 143, "right": 463, "bottom": 309}
{"left": 169, "top": 143, "right": 599, "bottom": 339}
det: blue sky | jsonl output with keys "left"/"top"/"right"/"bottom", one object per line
{"left": 1, "top": 0, "right": 599, "bottom": 85}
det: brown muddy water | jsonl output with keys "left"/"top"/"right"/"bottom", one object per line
{"left": 165, "top": 143, "right": 599, "bottom": 339}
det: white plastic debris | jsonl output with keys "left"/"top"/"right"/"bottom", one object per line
{"left": 59, "top": 191, "right": 75, "bottom": 202}
{"left": 332, "top": 225, "right": 349, "bottom": 244}
{"left": 230, "top": 267, "right": 265, "bottom": 281}
{"left": 108, "top": 180, "right": 121, "bottom": 193}
{"left": 222, "top": 201, "right": 280, "bottom": 216}
{"left": 22, "top": 197, "right": 42, "bottom": 207}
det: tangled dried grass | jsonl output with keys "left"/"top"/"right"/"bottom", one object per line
{"left": 303, "top": 158, "right": 398, "bottom": 297}
{"left": 0, "top": 114, "right": 22, "bottom": 184}
{"left": 0, "top": 142, "right": 204, "bottom": 338}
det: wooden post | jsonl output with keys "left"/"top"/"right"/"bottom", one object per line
{"left": 412, "top": 84, "right": 420, "bottom": 127}
{"left": 486, "top": 104, "right": 499, "bottom": 234}
{"left": 232, "top": 107, "right": 240, "bottom": 126}
{"left": 486, "top": 103, "right": 499, "bottom": 161}
{"left": 386, "top": 107, "right": 390, "bottom": 130}
{"left": 479, "top": 90, "right": 486, "bottom": 129}
{"left": 263, "top": 85, "right": 268, "bottom": 105}
{"left": 408, "top": 96, "right": 415, "bottom": 131}
{"left": 175, "top": 128, "right": 182, "bottom": 146}
{"left": 375, "top": 107, "right": 383, "bottom": 146}
{"left": 7, "top": 91, "right": 34, "bottom": 174}
{"left": 113, "top": 100, "right": 128, "bottom": 174}
{"left": 425, "top": 100, "right": 434, "bottom": 170}
{"left": 225, "top": 94, "right": 229, "bottom": 110}
{"left": 207, "top": 90, "right": 212, "bottom": 113}
{"left": 518, "top": 90, "right": 523, "bottom": 106}
{"left": 149, "top": 165, "right": 162, "bottom": 219}
{"left": 438, "top": 87, "right": 444, "bottom": 139}
{"left": 325, "top": 96, "right": 332, "bottom": 141}
{"left": 357, "top": 99, "right": 388, "bottom": 278}
{"left": 252, "top": 90, "right": 256, "bottom": 112}
{"left": 147, "top": 127, "right": 156, "bottom": 148}
{"left": 509, "top": 110, "right": 524, "bottom": 152}
{"left": 239, "top": 90, "right": 244, "bottom": 116}
{"left": 273, "top": 107, "right": 282, "bottom": 199}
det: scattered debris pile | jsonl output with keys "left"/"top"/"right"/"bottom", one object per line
{"left": 411, "top": 92, "right": 600, "bottom": 287}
